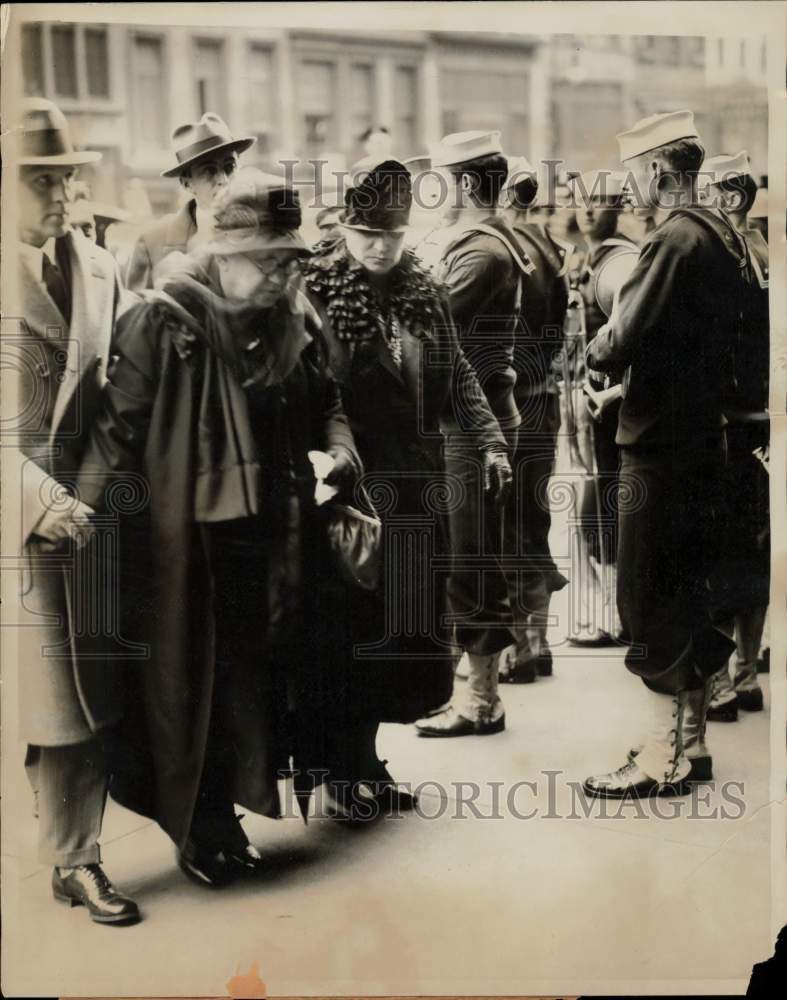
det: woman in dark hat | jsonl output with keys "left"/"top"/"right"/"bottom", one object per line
{"left": 76, "top": 168, "right": 360, "bottom": 886}
{"left": 303, "top": 160, "right": 510, "bottom": 812}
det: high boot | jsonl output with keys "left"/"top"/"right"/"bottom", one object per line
{"left": 628, "top": 681, "right": 713, "bottom": 781}
{"left": 733, "top": 607, "right": 766, "bottom": 712}
{"left": 584, "top": 688, "right": 691, "bottom": 798}
{"left": 415, "top": 652, "right": 505, "bottom": 736}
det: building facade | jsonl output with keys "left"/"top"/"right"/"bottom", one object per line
{"left": 18, "top": 20, "right": 769, "bottom": 216}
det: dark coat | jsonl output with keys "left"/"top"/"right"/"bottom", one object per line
{"left": 306, "top": 244, "right": 506, "bottom": 722}
{"left": 13, "top": 232, "right": 131, "bottom": 746}
{"left": 76, "top": 274, "right": 357, "bottom": 847}
{"left": 125, "top": 200, "right": 197, "bottom": 292}
{"left": 588, "top": 207, "right": 749, "bottom": 450}
{"left": 435, "top": 214, "right": 534, "bottom": 443}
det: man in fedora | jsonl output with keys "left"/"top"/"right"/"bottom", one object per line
{"left": 583, "top": 111, "right": 750, "bottom": 798}
{"left": 125, "top": 112, "right": 255, "bottom": 291}
{"left": 8, "top": 98, "right": 140, "bottom": 922}
{"left": 415, "top": 131, "right": 547, "bottom": 738}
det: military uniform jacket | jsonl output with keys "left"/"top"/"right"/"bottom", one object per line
{"left": 587, "top": 207, "right": 749, "bottom": 451}
{"left": 727, "top": 227, "right": 769, "bottom": 421}
{"left": 435, "top": 214, "right": 534, "bottom": 440}
{"left": 510, "top": 220, "right": 570, "bottom": 399}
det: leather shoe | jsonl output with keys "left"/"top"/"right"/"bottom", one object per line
{"left": 52, "top": 864, "right": 140, "bottom": 925}
{"left": 225, "top": 843, "right": 266, "bottom": 875}
{"left": 567, "top": 629, "right": 617, "bottom": 647}
{"left": 583, "top": 760, "right": 689, "bottom": 799}
{"left": 707, "top": 695, "right": 739, "bottom": 722}
{"left": 536, "top": 650, "right": 553, "bottom": 677}
{"left": 415, "top": 705, "right": 505, "bottom": 738}
{"left": 177, "top": 840, "right": 235, "bottom": 887}
{"left": 627, "top": 745, "right": 713, "bottom": 782}
{"left": 368, "top": 758, "right": 418, "bottom": 811}
{"left": 735, "top": 687, "right": 764, "bottom": 712}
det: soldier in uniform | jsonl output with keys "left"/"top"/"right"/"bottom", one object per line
{"left": 125, "top": 113, "right": 255, "bottom": 292}
{"left": 498, "top": 158, "right": 571, "bottom": 682}
{"left": 566, "top": 171, "right": 640, "bottom": 647}
{"left": 10, "top": 99, "right": 140, "bottom": 922}
{"left": 700, "top": 152, "right": 769, "bottom": 722}
{"left": 414, "top": 131, "right": 546, "bottom": 737}
{"left": 583, "top": 111, "right": 749, "bottom": 798}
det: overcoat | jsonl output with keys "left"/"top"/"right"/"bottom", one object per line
{"left": 305, "top": 242, "right": 507, "bottom": 722}
{"left": 12, "top": 231, "right": 131, "bottom": 746}
{"left": 125, "top": 199, "right": 197, "bottom": 292}
{"left": 75, "top": 267, "right": 357, "bottom": 847}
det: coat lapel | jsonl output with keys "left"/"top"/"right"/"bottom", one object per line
{"left": 17, "top": 250, "right": 69, "bottom": 338}
{"left": 49, "top": 233, "right": 112, "bottom": 433}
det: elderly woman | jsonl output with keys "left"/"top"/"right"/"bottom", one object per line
{"left": 76, "top": 168, "right": 359, "bottom": 886}
{"left": 303, "top": 160, "right": 511, "bottom": 813}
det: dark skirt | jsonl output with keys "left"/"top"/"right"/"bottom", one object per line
{"left": 308, "top": 443, "right": 455, "bottom": 725}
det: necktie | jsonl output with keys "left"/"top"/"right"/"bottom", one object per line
{"left": 42, "top": 253, "right": 70, "bottom": 325}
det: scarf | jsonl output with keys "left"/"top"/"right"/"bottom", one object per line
{"left": 302, "top": 237, "right": 445, "bottom": 347}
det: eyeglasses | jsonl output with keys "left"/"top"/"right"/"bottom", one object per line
{"left": 245, "top": 255, "right": 303, "bottom": 277}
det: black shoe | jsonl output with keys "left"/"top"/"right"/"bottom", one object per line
{"left": 583, "top": 760, "right": 689, "bottom": 799}
{"left": 567, "top": 630, "right": 617, "bottom": 648}
{"left": 52, "top": 864, "right": 140, "bottom": 925}
{"left": 177, "top": 840, "right": 236, "bottom": 887}
{"left": 536, "top": 650, "right": 553, "bottom": 677}
{"left": 627, "top": 746, "right": 713, "bottom": 782}
{"left": 368, "top": 759, "right": 418, "bottom": 811}
{"left": 757, "top": 648, "right": 770, "bottom": 674}
{"left": 217, "top": 813, "right": 266, "bottom": 875}
{"left": 707, "top": 696, "right": 739, "bottom": 722}
{"left": 512, "top": 659, "right": 537, "bottom": 683}
{"left": 736, "top": 687, "right": 764, "bottom": 712}
{"left": 415, "top": 706, "right": 506, "bottom": 737}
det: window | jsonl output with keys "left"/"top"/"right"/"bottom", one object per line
{"left": 350, "top": 63, "right": 375, "bottom": 147}
{"left": 194, "top": 39, "right": 225, "bottom": 118}
{"left": 85, "top": 27, "right": 109, "bottom": 98}
{"left": 394, "top": 65, "right": 418, "bottom": 154}
{"left": 21, "top": 24, "right": 44, "bottom": 96}
{"left": 132, "top": 35, "right": 168, "bottom": 150}
{"left": 246, "top": 44, "right": 275, "bottom": 155}
{"left": 440, "top": 67, "right": 529, "bottom": 156}
{"left": 51, "top": 24, "right": 77, "bottom": 98}
{"left": 300, "top": 59, "right": 338, "bottom": 157}
{"left": 20, "top": 22, "right": 111, "bottom": 101}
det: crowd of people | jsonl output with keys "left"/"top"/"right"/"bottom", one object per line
{"left": 9, "top": 96, "right": 769, "bottom": 926}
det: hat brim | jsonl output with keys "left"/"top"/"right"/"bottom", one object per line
{"left": 160, "top": 137, "right": 257, "bottom": 177}
{"left": 204, "top": 229, "right": 311, "bottom": 256}
{"left": 18, "top": 150, "right": 102, "bottom": 166}
{"left": 339, "top": 221, "right": 408, "bottom": 235}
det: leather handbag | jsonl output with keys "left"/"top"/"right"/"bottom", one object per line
{"left": 323, "top": 484, "right": 382, "bottom": 591}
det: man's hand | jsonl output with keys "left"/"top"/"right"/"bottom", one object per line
{"left": 482, "top": 448, "right": 512, "bottom": 507}
{"left": 324, "top": 446, "right": 358, "bottom": 490}
{"left": 34, "top": 498, "right": 96, "bottom": 548}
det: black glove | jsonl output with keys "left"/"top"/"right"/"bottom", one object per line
{"left": 324, "top": 446, "right": 359, "bottom": 491}
{"left": 482, "top": 447, "right": 512, "bottom": 507}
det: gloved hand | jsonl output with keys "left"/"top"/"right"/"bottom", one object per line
{"left": 482, "top": 447, "right": 512, "bottom": 507}
{"left": 324, "top": 446, "right": 359, "bottom": 491}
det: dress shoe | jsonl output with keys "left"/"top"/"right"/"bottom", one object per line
{"left": 177, "top": 839, "right": 236, "bottom": 887}
{"left": 368, "top": 758, "right": 418, "bottom": 811}
{"left": 52, "top": 864, "right": 140, "bottom": 925}
{"left": 736, "top": 687, "right": 764, "bottom": 712}
{"left": 415, "top": 705, "right": 505, "bottom": 737}
{"left": 627, "top": 745, "right": 712, "bottom": 782}
{"left": 583, "top": 759, "right": 689, "bottom": 799}
{"left": 536, "top": 650, "right": 553, "bottom": 677}
{"left": 567, "top": 629, "right": 617, "bottom": 648}
{"left": 757, "top": 648, "right": 769, "bottom": 673}
{"left": 225, "top": 843, "right": 266, "bottom": 874}
{"left": 707, "top": 695, "right": 739, "bottom": 722}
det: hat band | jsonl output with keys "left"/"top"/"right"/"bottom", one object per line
{"left": 175, "top": 132, "right": 237, "bottom": 166}
{"left": 21, "top": 127, "right": 73, "bottom": 159}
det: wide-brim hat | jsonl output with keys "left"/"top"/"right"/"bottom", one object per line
{"left": 204, "top": 166, "right": 310, "bottom": 256}
{"left": 161, "top": 112, "right": 256, "bottom": 177}
{"left": 340, "top": 158, "right": 412, "bottom": 233}
{"left": 15, "top": 98, "right": 102, "bottom": 166}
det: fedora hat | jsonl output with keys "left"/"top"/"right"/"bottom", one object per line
{"left": 161, "top": 112, "right": 256, "bottom": 178}
{"left": 14, "top": 98, "right": 101, "bottom": 166}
